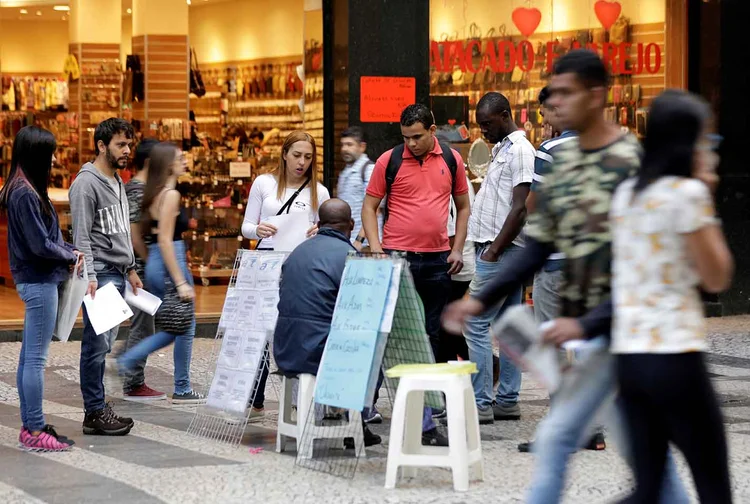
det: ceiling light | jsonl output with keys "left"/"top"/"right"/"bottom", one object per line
{"left": 186, "top": 0, "right": 191, "bottom": 5}
{"left": 126, "top": 8, "right": 131, "bottom": 14}
{"left": 53, "top": 5, "right": 70, "bottom": 11}
{"left": 19, "top": 8, "right": 27, "bottom": 14}
{"left": 36, "top": 10, "right": 42, "bottom": 16}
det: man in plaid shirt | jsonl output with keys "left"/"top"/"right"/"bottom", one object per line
{"left": 463, "top": 92, "right": 535, "bottom": 424}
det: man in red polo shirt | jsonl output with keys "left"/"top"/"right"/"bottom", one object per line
{"left": 362, "top": 104, "right": 470, "bottom": 444}
{"left": 363, "top": 103, "right": 470, "bottom": 359}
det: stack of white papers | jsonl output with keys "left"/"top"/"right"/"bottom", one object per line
{"left": 83, "top": 282, "right": 133, "bottom": 335}
{"left": 490, "top": 305, "right": 561, "bottom": 393}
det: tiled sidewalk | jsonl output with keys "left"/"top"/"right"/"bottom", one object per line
{"left": 1, "top": 317, "right": 750, "bottom": 503}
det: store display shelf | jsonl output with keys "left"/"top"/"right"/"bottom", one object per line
{"left": 190, "top": 265, "right": 233, "bottom": 286}
{"left": 231, "top": 98, "right": 301, "bottom": 109}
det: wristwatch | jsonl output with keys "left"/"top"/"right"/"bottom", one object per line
{"left": 355, "top": 235, "right": 366, "bottom": 244}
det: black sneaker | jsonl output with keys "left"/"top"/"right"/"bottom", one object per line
{"left": 585, "top": 432, "right": 606, "bottom": 451}
{"left": 82, "top": 407, "right": 132, "bottom": 436}
{"left": 422, "top": 428, "right": 449, "bottom": 447}
{"left": 43, "top": 425, "right": 75, "bottom": 447}
{"left": 492, "top": 401, "right": 521, "bottom": 420}
{"left": 363, "top": 407, "right": 383, "bottom": 424}
{"left": 105, "top": 402, "right": 134, "bottom": 428}
{"left": 518, "top": 441, "right": 533, "bottom": 453}
{"left": 172, "top": 390, "right": 206, "bottom": 405}
{"left": 344, "top": 426, "right": 382, "bottom": 448}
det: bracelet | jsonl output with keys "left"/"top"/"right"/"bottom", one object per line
{"left": 175, "top": 281, "right": 188, "bottom": 288}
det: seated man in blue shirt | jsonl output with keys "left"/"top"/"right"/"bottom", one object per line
{"left": 273, "top": 198, "right": 381, "bottom": 447}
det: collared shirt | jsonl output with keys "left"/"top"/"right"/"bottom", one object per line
{"left": 367, "top": 139, "right": 469, "bottom": 252}
{"left": 527, "top": 133, "right": 641, "bottom": 318}
{"left": 336, "top": 153, "right": 382, "bottom": 242}
{"left": 531, "top": 131, "right": 577, "bottom": 261}
{"left": 468, "top": 130, "right": 535, "bottom": 246}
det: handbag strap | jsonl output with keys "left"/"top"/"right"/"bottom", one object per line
{"left": 277, "top": 177, "right": 310, "bottom": 215}
{"left": 255, "top": 177, "right": 311, "bottom": 248}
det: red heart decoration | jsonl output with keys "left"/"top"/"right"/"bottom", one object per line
{"left": 594, "top": 0, "right": 622, "bottom": 30}
{"left": 447, "top": 119, "right": 456, "bottom": 126}
{"left": 511, "top": 7, "right": 542, "bottom": 38}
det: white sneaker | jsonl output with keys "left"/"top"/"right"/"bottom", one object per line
{"left": 247, "top": 407, "right": 265, "bottom": 422}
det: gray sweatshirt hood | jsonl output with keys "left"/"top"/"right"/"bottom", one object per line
{"left": 69, "top": 162, "right": 135, "bottom": 281}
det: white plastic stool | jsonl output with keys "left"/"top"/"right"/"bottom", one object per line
{"left": 385, "top": 365, "right": 483, "bottom": 491}
{"left": 276, "top": 373, "right": 365, "bottom": 458}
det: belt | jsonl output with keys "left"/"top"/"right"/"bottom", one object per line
{"left": 386, "top": 250, "right": 448, "bottom": 257}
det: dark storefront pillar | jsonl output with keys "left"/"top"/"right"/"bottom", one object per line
{"left": 324, "top": 0, "right": 430, "bottom": 191}
{"left": 717, "top": 0, "right": 750, "bottom": 314}
{"left": 690, "top": 0, "right": 750, "bottom": 314}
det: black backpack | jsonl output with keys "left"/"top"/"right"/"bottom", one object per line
{"left": 384, "top": 141, "right": 458, "bottom": 221}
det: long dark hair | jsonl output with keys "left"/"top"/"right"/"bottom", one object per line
{"left": 0, "top": 126, "right": 57, "bottom": 216}
{"left": 634, "top": 89, "right": 712, "bottom": 194}
{"left": 140, "top": 142, "right": 179, "bottom": 237}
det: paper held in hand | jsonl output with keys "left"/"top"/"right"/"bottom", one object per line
{"left": 83, "top": 282, "right": 133, "bottom": 335}
{"left": 124, "top": 284, "right": 162, "bottom": 316}
{"left": 490, "top": 305, "right": 561, "bottom": 393}
{"left": 265, "top": 212, "right": 310, "bottom": 252}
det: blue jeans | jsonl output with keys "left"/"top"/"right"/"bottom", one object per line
{"left": 17, "top": 282, "right": 60, "bottom": 431}
{"left": 119, "top": 241, "right": 195, "bottom": 395}
{"left": 80, "top": 264, "right": 126, "bottom": 412}
{"left": 527, "top": 338, "right": 689, "bottom": 503}
{"left": 463, "top": 244, "right": 524, "bottom": 409}
{"left": 391, "top": 251, "right": 449, "bottom": 432}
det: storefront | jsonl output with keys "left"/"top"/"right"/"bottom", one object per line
{"left": 0, "top": 0, "right": 744, "bottom": 332}
{"left": 427, "top": 0, "right": 685, "bottom": 149}
{"left": 0, "top": 0, "right": 314, "bottom": 332}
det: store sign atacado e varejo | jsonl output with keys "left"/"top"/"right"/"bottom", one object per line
{"left": 430, "top": 40, "right": 662, "bottom": 76}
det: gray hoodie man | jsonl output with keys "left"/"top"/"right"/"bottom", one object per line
{"left": 69, "top": 162, "right": 136, "bottom": 281}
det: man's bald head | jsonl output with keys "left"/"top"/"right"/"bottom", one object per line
{"left": 318, "top": 198, "right": 354, "bottom": 238}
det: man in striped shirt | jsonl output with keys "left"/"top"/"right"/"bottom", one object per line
{"left": 337, "top": 126, "right": 381, "bottom": 249}
{"left": 518, "top": 87, "right": 610, "bottom": 455}
{"left": 527, "top": 87, "right": 577, "bottom": 325}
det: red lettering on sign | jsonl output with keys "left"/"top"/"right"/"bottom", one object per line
{"left": 430, "top": 41, "right": 443, "bottom": 73}
{"left": 429, "top": 40, "right": 661, "bottom": 75}
{"left": 516, "top": 41, "right": 535, "bottom": 72}
{"left": 645, "top": 43, "right": 661, "bottom": 74}
{"left": 465, "top": 40, "right": 481, "bottom": 73}
{"left": 602, "top": 43, "right": 618, "bottom": 70}
{"left": 545, "top": 41, "right": 560, "bottom": 72}
{"left": 497, "top": 40, "right": 516, "bottom": 72}
{"left": 618, "top": 43, "right": 633, "bottom": 75}
{"left": 482, "top": 40, "right": 500, "bottom": 72}
{"left": 446, "top": 42, "right": 465, "bottom": 75}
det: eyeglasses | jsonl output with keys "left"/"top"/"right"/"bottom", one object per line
{"left": 704, "top": 134, "right": 723, "bottom": 152}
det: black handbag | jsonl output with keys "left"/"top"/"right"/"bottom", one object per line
{"left": 154, "top": 277, "right": 194, "bottom": 335}
{"left": 254, "top": 177, "right": 310, "bottom": 249}
{"left": 189, "top": 48, "right": 206, "bottom": 98}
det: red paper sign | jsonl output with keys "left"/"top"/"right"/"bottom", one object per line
{"left": 360, "top": 76, "right": 416, "bottom": 123}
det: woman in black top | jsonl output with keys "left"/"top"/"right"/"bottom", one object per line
{"left": 117, "top": 142, "right": 203, "bottom": 404}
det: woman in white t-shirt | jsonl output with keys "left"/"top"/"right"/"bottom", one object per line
{"left": 242, "top": 131, "right": 330, "bottom": 250}
{"left": 610, "top": 90, "right": 733, "bottom": 503}
{"left": 241, "top": 131, "right": 329, "bottom": 419}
